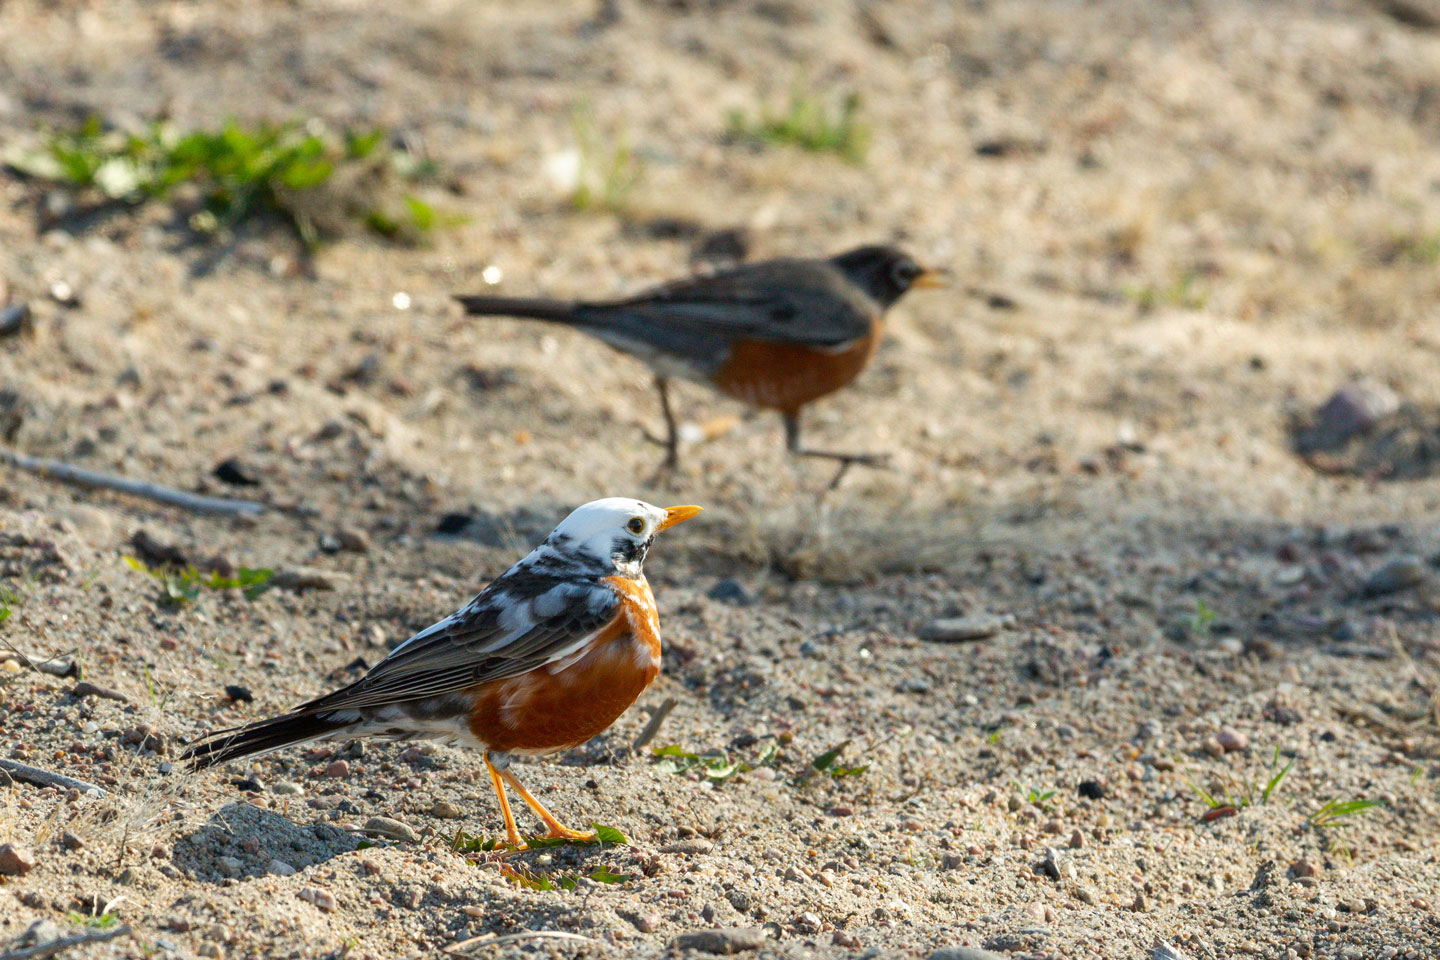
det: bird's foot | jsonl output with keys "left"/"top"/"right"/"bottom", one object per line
{"left": 542, "top": 824, "right": 597, "bottom": 843}
{"left": 794, "top": 449, "right": 892, "bottom": 491}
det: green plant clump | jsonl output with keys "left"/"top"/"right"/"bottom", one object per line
{"left": 4, "top": 117, "right": 456, "bottom": 245}
{"left": 727, "top": 87, "right": 869, "bottom": 163}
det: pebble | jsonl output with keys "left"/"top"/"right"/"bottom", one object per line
{"left": 224, "top": 685, "right": 254, "bottom": 703}
{"left": 270, "top": 567, "right": 340, "bottom": 591}
{"left": 196, "top": 944, "right": 224, "bottom": 959}
{"left": 212, "top": 457, "right": 261, "bottom": 487}
{"left": 1289, "top": 859, "right": 1319, "bottom": 879}
{"left": 1068, "top": 830, "right": 1085, "bottom": 849}
{"left": 660, "top": 838, "right": 715, "bottom": 855}
{"left": 1362, "top": 557, "right": 1428, "bottom": 597}
{"left": 920, "top": 613, "right": 1012, "bottom": 642}
{"left": 323, "top": 760, "right": 351, "bottom": 778}
{"left": 1310, "top": 379, "right": 1399, "bottom": 447}
{"left": 70, "top": 681, "right": 130, "bottom": 703}
{"left": 429, "top": 800, "right": 461, "bottom": 819}
{"left": 0, "top": 843, "right": 36, "bottom": 875}
{"left": 1217, "top": 728, "right": 1249, "bottom": 752}
{"left": 1202, "top": 736, "right": 1226, "bottom": 758}
{"left": 336, "top": 527, "right": 371, "bottom": 553}
{"left": 268, "top": 860, "right": 298, "bottom": 876}
{"left": 61, "top": 831, "right": 84, "bottom": 851}
{"left": 1202, "top": 806, "right": 1238, "bottom": 822}
{"left": 363, "top": 816, "right": 421, "bottom": 843}
{"left": 217, "top": 856, "right": 242, "bottom": 878}
{"left": 298, "top": 887, "right": 337, "bottom": 911}
{"left": 1077, "top": 779, "right": 1105, "bottom": 800}
{"left": 707, "top": 579, "right": 755, "bottom": 606}
{"left": 670, "top": 927, "right": 767, "bottom": 953}
{"left": 272, "top": 780, "right": 304, "bottom": 795}
{"left": 0, "top": 302, "right": 32, "bottom": 339}
{"left": 625, "top": 910, "right": 661, "bottom": 933}
{"left": 928, "top": 950, "right": 1010, "bottom": 960}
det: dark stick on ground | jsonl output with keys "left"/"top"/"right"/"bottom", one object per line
{"left": 0, "top": 925, "right": 131, "bottom": 960}
{"left": 1, "top": 448, "right": 268, "bottom": 517}
{"left": 0, "top": 759, "right": 109, "bottom": 797}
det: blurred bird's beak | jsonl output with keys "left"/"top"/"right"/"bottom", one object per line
{"left": 914, "top": 268, "right": 950, "bottom": 289}
{"left": 658, "top": 505, "right": 703, "bottom": 531}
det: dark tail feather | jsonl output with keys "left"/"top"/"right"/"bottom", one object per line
{"left": 454, "top": 295, "right": 585, "bottom": 325}
{"left": 180, "top": 711, "right": 352, "bottom": 770}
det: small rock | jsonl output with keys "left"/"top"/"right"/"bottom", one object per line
{"left": 322, "top": 760, "right": 351, "bottom": 779}
{"left": 1150, "top": 943, "right": 1191, "bottom": 960}
{"left": 217, "top": 856, "right": 243, "bottom": 878}
{"left": 1217, "top": 728, "right": 1249, "bottom": 752}
{"left": 928, "top": 950, "right": 1011, "bottom": 960}
{"left": 336, "top": 527, "right": 371, "bottom": 553}
{"left": 361, "top": 858, "right": 381, "bottom": 875}
{"left": 212, "top": 457, "right": 261, "bottom": 487}
{"left": 1307, "top": 379, "right": 1399, "bottom": 449}
{"left": 363, "top": 816, "right": 420, "bottom": 843}
{"left": 298, "top": 886, "right": 336, "bottom": 911}
{"left": 0, "top": 303, "right": 33, "bottom": 339}
{"left": 197, "top": 944, "right": 224, "bottom": 959}
{"left": 1289, "top": 859, "right": 1320, "bottom": 879}
{"left": 1068, "top": 830, "right": 1085, "bottom": 849}
{"left": 670, "top": 927, "right": 768, "bottom": 954}
{"left": 1202, "top": 806, "right": 1238, "bottom": 822}
{"left": 270, "top": 567, "right": 341, "bottom": 591}
{"left": 272, "top": 780, "right": 304, "bottom": 796}
{"left": 71, "top": 681, "right": 130, "bottom": 703}
{"left": 60, "top": 831, "right": 84, "bottom": 851}
{"left": 1077, "top": 779, "right": 1106, "bottom": 800}
{"left": 920, "top": 613, "right": 1011, "bottom": 642}
{"left": 268, "top": 859, "right": 297, "bottom": 876}
{"left": 660, "top": 838, "right": 715, "bottom": 855}
{"left": 1007, "top": 792, "right": 1026, "bottom": 811}
{"left": 1202, "top": 736, "right": 1225, "bottom": 758}
{"left": 796, "top": 912, "right": 823, "bottom": 934}
{"left": 0, "top": 843, "right": 35, "bottom": 875}
{"left": 429, "top": 800, "right": 461, "bottom": 819}
{"left": 707, "top": 579, "right": 755, "bottom": 606}
{"left": 364, "top": 625, "right": 389, "bottom": 648}
{"left": 49, "top": 280, "right": 79, "bottom": 306}
{"left": 1362, "top": 556, "right": 1428, "bottom": 597}
{"left": 224, "top": 685, "right": 254, "bottom": 703}
{"left": 625, "top": 910, "right": 662, "bottom": 933}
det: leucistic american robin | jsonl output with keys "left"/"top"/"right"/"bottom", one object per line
{"left": 455, "top": 245, "right": 945, "bottom": 474}
{"left": 181, "top": 498, "right": 701, "bottom": 847}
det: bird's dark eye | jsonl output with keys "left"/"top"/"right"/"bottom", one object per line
{"left": 893, "top": 260, "right": 921, "bottom": 285}
{"left": 627, "top": 517, "right": 645, "bottom": 534}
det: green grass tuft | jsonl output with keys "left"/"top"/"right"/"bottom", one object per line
{"left": 3, "top": 117, "right": 461, "bottom": 246}
{"left": 727, "top": 86, "right": 869, "bottom": 163}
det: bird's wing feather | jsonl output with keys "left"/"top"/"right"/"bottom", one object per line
{"left": 579, "top": 260, "right": 878, "bottom": 365}
{"left": 298, "top": 577, "right": 621, "bottom": 713}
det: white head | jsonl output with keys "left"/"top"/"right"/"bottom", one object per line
{"left": 544, "top": 497, "right": 702, "bottom": 578}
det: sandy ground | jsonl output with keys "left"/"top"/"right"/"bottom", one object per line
{"left": 3, "top": 1, "right": 1440, "bottom": 958}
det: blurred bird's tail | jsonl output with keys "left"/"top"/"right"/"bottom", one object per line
{"left": 454, "top": 295, "right": 583, "bottom": 325}
{"left": 180, "top": 711, "right": 352, "bottom": 770}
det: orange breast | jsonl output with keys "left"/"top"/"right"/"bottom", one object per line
{"left": 708, "top": 322, "right": 882, "bottom": 416}
{"left": 465, "top": 576, "right": 661, "bottom": 754}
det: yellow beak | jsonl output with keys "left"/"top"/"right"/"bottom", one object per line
{"left": 913, "top": 268, "right": 949, "bottom": 289}
{"left": 657, "top": 504, "right": 703, "bottom": 532}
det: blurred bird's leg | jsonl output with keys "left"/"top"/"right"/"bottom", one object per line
{"left": 783, "top": 413, "right": 891, "bottom": 490}
{"left": 640, "top": 375, "right": 681, "bottom": 480}
{"left": 496, "top": 764, "right": 596, "bottom": 841}
{"left": 485, "top": 753, "right": 525, "bottom": 848}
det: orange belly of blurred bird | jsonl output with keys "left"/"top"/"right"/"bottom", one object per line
{"left": 465, "top": 576, "right": 661, "bottom": 754}
{"left": 709, "top": 324, "right": 882, "bottom": 415}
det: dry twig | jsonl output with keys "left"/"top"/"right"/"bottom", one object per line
{"left": 1, "top": 448, "right": 267, "bottom": 517}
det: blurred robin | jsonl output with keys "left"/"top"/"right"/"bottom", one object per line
{"left": 455, "top": 245, "right": 945, "bottom": 474}
{"left": 182, "top": 498, "right": 701, "bottom": 847}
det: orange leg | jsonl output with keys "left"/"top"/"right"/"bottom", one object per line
{"left": 484, "top": 754, "right": 524, "bottom": 848}
{"left": 496, "top": 765, "right": 596, "bottom": 842}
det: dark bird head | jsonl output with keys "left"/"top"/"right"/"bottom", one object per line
{"left": 829, "top": 245, "right": 947, "bottom": 308}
